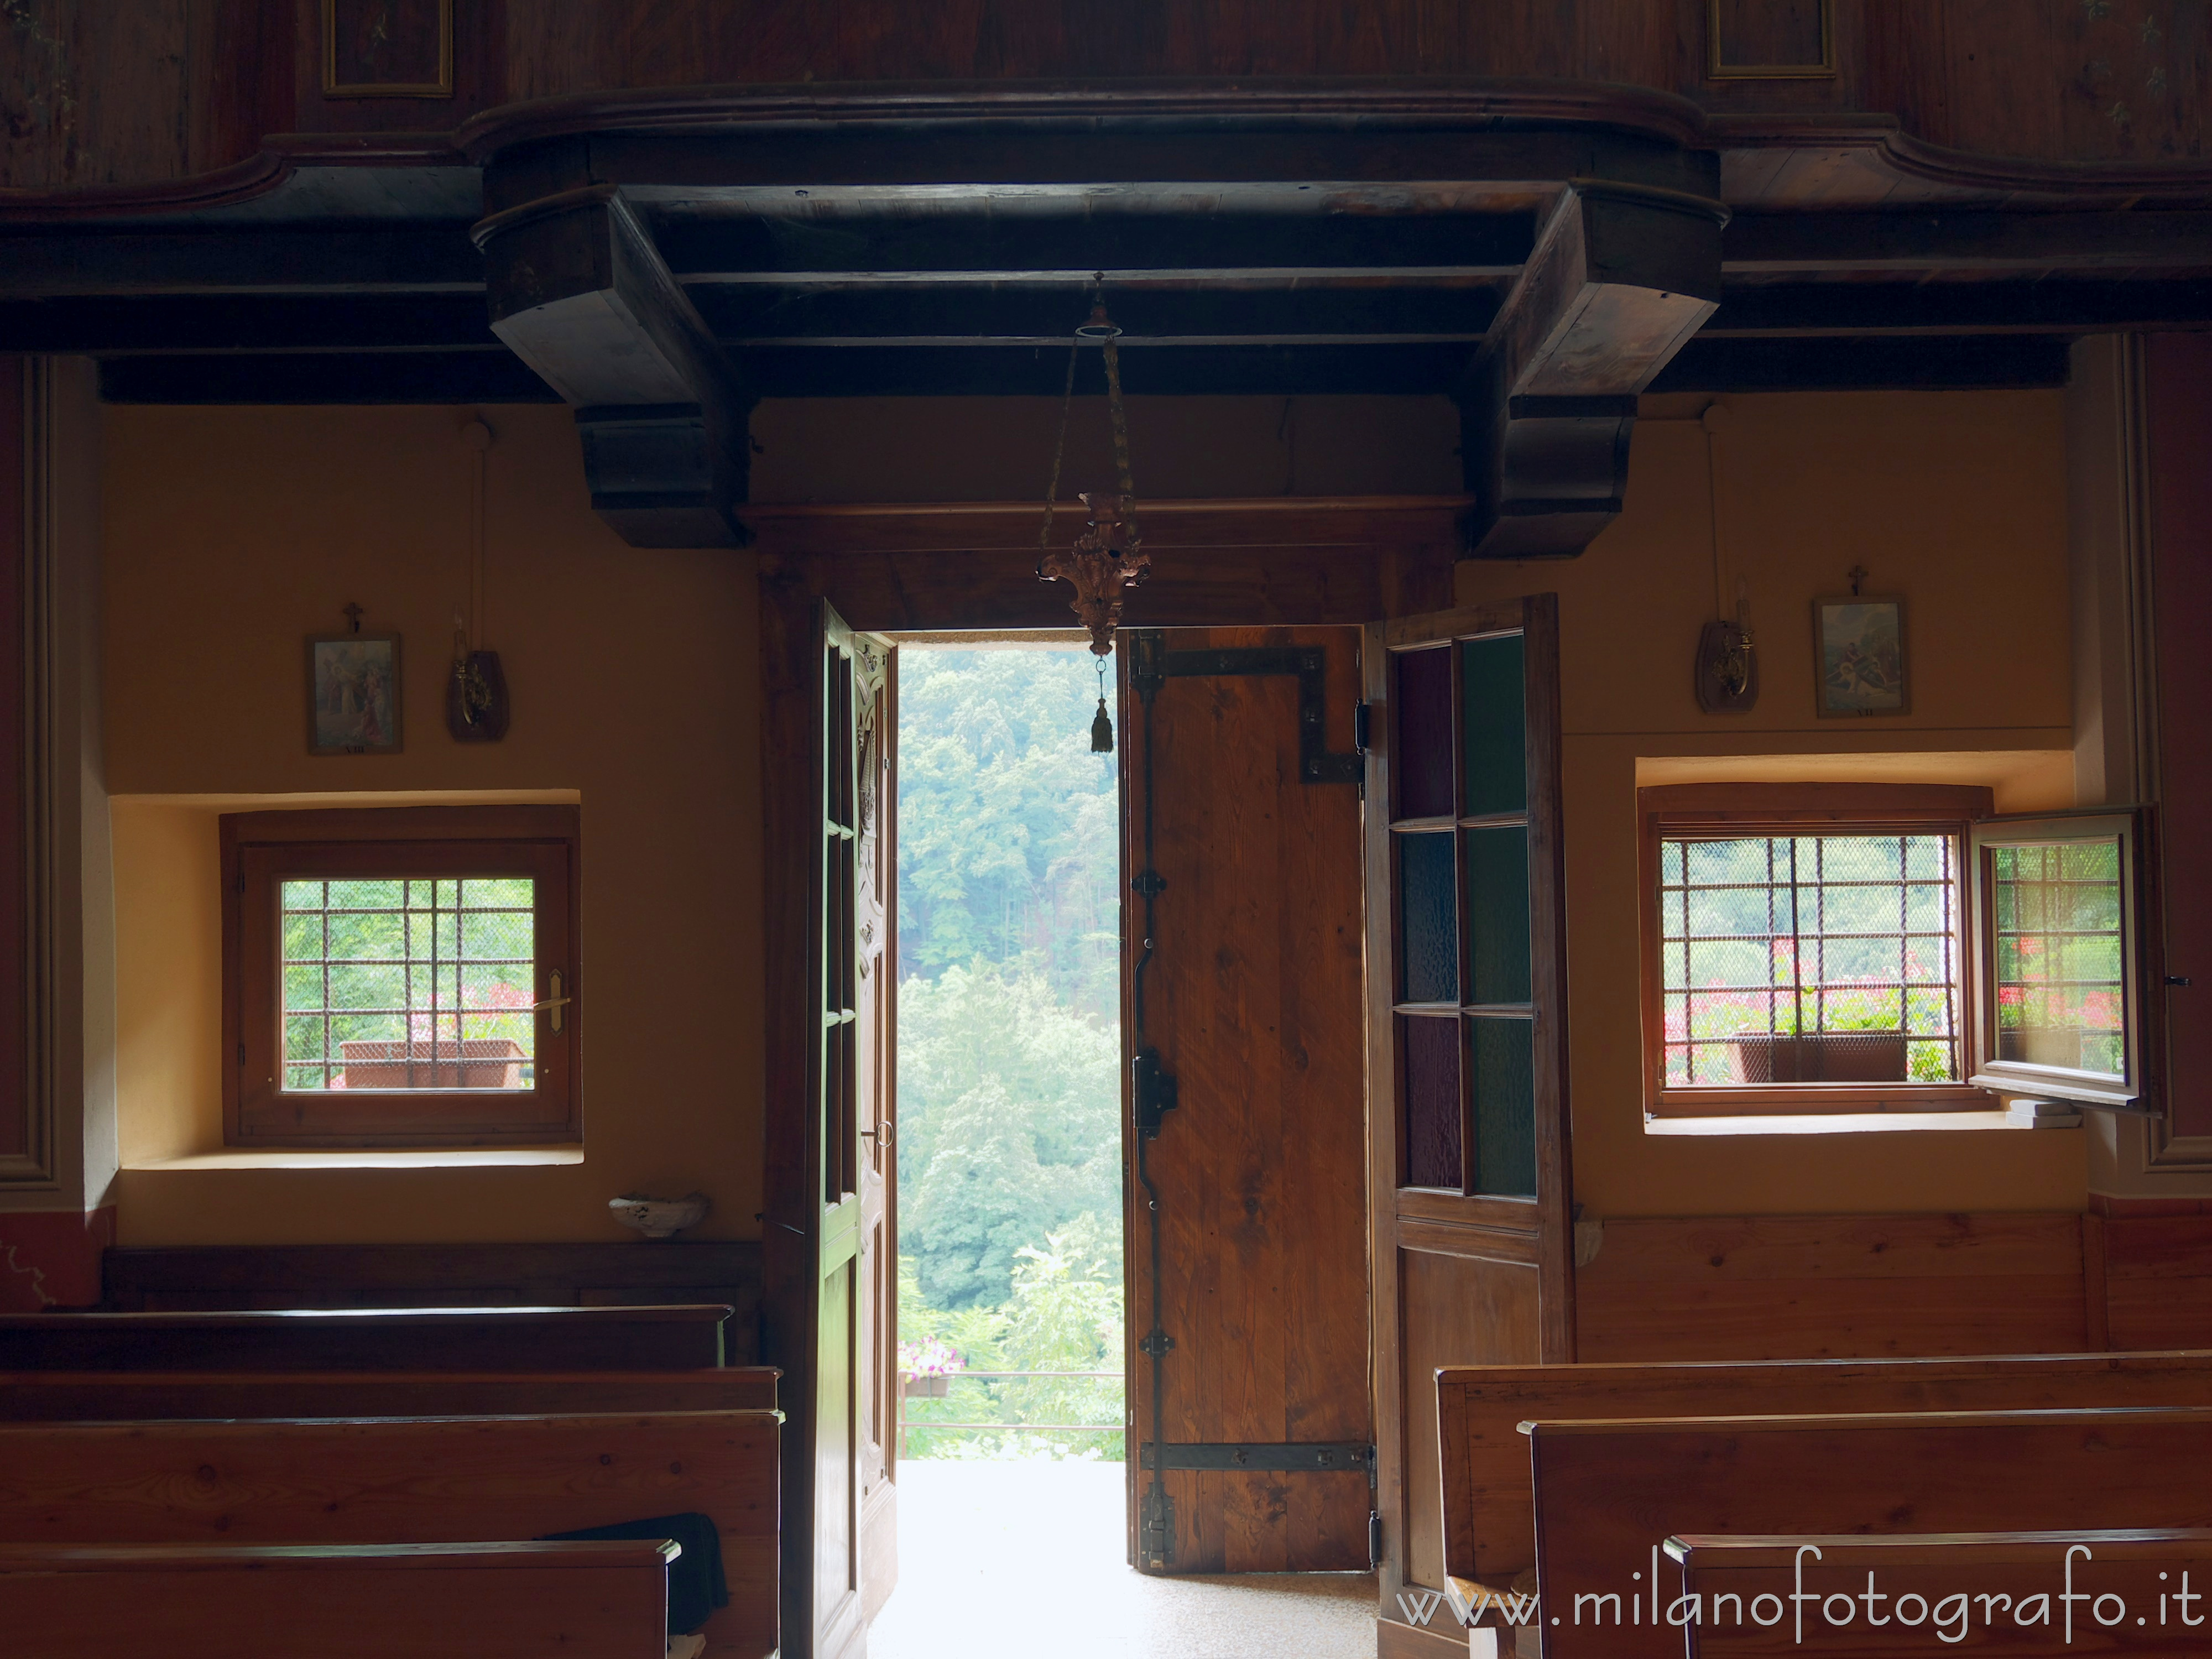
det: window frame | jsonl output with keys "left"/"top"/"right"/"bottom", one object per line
{"left": 1638, "top": 782, "right": 1996, "bottom": 1120}
{"left": 220, "top": 805, "right": 581, "bottom": 1148}
{"left": 1966, "top": 807, "right": 2157, "bottom": 1114}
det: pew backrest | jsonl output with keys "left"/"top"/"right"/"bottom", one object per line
{"left": 0, "top": 1408, "right": 779, "bottom": 1659}
{"left": 1436, "top": 1352, "right": 2212, "bottom": 1588}
{"left": 1528, "top": 1408, "right": 2212, "bottom": 1659}
{"left": 0, "top": 1366, "right": 779, "bottom": 1420}
{"left": 0, "top": 1539, "right": 676, "bottom": 1659}
{"left": 0, "top": 1304, "right": 732, "bottom": 1370}
{"left": 1667, "top": 1528, "right": 2212, "bottom": 1657}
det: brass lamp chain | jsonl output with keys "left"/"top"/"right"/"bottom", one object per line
{"left": 1103, "top": 330, "right": 1134, "bottom": 498}
{"left": 1037, "top": 297, "right": 1086, "bottom": 555}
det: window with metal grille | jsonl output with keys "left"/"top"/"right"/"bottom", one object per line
{"left": 223, "top": 806, "right": 580, "bottom": 1147}
{"left": 1639, "top": 784, "right": 1995, "bottom": 1118}
{"left": 1659, "top": 833, "right": 1963, "bottom": 1087}
{"left": 280, "top": 878, "right": 538, "bottom": 1094}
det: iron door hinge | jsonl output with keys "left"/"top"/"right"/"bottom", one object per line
{"left": 1141, "top": 1484, "right": 1177, "bottom": 1570}
{"left": 1140, "top": 1442, "right": 1375, "bottom": 1475}
{"left": 1133, "top": 1046, "right": 1178, "bottom": 1137}
{"left": 1369, "top": 1511, "right": 1383, "bottom": 1569}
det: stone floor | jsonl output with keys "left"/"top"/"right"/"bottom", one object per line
{"left": 867, "top": 1460, "right": 1379, "bottom": 1659}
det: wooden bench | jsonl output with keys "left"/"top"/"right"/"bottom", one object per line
{"left": 0, "top": 1408, "right": 780, "bottom": 1658}
{"left": 0, "top": 1539, "right": 677, "bottom": 1659}
{"left": 0, "top": 1366, "right": 779, "bottom": 1420}
{"left": 0, "top": 1303, "right": 733, "bottom": 1370}
{"left": 1527, "top": 1408, "right": 2212, "bottom": 1658}
{"left": 1436, "top": 1353, "right": 2212, "bottom": 1595}
{"left": 1667, "top": 1529, "right": 2212, "bottom": 1656}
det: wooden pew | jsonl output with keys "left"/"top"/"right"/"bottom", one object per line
{"left": 0, "top": 1366, "right": 779, "bottom": 1420}
{"left": 0, "top": 1539, "right": 677, "bottom": 1659}
{"left": 1527, "top": 1408, "right": 2212, "bottom": 1659}
{"left": 1667, "top": 1529, "right": 2212, "bottom": 1656}
{"left": 0, "top": 1303, "right": 732, "bottom": 1370}
{"left": 1436, "top": 1353, "right": 2212, "bottom": 1594}
{"left": 0, "top": 1409, "right": 779, "bottom": 1659}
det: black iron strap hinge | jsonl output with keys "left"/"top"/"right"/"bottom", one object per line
{"left": 1124, "top": 633, "right": 1362, "bottom": 786}
{"left": 1133, "top": 1046, "right": 1178, "bottom": 1137}
{"left": 1140, "top": 1442, "right": 1376, "bottom": 1476}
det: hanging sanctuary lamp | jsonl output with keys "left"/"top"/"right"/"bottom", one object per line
{"left": 1037, "top": 279, "right": 1150, "bottom": 753}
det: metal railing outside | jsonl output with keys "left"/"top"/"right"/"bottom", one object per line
{"left": 896, "top": 1369, "right": 1126, "bottom": 1458}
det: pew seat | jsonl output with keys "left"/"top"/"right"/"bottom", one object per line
{"left": 0, "top": 1366, "right": 779, "bottom": 1420}
{"left": 0, "top": 1539, "right": 677, "bottom": 1659}
{"left": 0, "top": 1303, "right": 733, "bottom": 1370}
{"left": 1667, "top": 1528, "right": 2212, "bottom": 1656}
{"left": 1434, "top": 1352, "right": 2212, "bottom": 1595}
{"left": 1527, "top": 1407, "right": 2212, "bottom": 1658}
{"left": 0, "top": 1408, "right": 779, "bottom": 1658}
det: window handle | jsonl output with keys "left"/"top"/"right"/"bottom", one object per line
{"left": 534, "top": 969, "right": 571, "bottom": 1034}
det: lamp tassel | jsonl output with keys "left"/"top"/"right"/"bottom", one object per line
{"left": 1091, "top": 695, "right": 1115, "bottom": 754}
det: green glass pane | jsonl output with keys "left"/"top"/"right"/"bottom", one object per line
{"left": 1398, "top": 832, "right": 1458, "bottom": 1004}
{"left": 280, "top": 881, "right": 325, "bottom": 912}
{"left": 1463, "top": 825, "right": 1531, "bottom": 1005}
{"left": 1461, "top": 634, "right": 1526, "bottom": 818}
{"left": 1472, "top": 1017, "right": 1536, "bottom": 1198}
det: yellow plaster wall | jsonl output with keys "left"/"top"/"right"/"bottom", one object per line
{"left": 102, "top": 405, "right": 764, "bottom": 1244}
{"left": 1458, "top": 390, "right": 2089, "bottom": 1218}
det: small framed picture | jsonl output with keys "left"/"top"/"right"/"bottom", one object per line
{"left": 1811, "top": 596, "right": 1908, "bottom": 717}
{"left": 309, "top": 634, "right": 403, "bottom": 754}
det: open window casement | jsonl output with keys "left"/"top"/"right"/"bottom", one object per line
{"left": 1968, "top": 808, "right": 2159, "bottom": 1115}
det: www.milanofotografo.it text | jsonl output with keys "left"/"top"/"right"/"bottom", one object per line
{"left": 1398, "top": 1545, "right": 2209, "bottom": 1646}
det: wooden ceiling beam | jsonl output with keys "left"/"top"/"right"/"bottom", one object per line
{"left": 474, "top": 186, "right": 759, "bottom": 547}
{"left": 0, "top": 228, "right": 483, "bottom": 297}
{"left": 1457, "top": 181, "right": 1725, "bottom": 560}
{"left": 1725, "top": 210, "right": 2212, "bottom": 274}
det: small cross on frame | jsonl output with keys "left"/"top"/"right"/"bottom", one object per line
{"left": 341, "top": 602, "right": 364, "bottom": 635}
{"left": 1846, "top": 565, "right": 1869, "bottom": 597}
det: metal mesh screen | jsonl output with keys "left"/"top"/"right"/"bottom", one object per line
{"left": 1659, "top": 833, "right": 1961, "bottom": 1087}
{"left": 280, "top": 877, "right": 536, "bottom": 1092}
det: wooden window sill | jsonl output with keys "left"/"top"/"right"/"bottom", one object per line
{"left": 123, "top": 1148, "right": 586, "bottom": 1171}
{"left": 1644, "top": 1103, "right": 2079, "bottom": 1136}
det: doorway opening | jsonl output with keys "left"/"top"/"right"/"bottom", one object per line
{"left": 871, "top": 638, "right": 1129, "bottom": 1653}
{"left": 867, "top": 633, "right": 1382, "bottom": 1659}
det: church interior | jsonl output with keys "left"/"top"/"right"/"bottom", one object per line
{"left": 2, "top": 4, "right": 2210, "bottom": 1656}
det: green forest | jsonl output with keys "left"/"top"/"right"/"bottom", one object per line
{"left": 894, "top": 646, "right": 1126, "bottom": 1458}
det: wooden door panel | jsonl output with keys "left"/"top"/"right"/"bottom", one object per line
{"left": 762, "top": 596, "right": 889, "bottom": 1659}
{"left": 1399, "top": 1248, "right": 1539, "bottom": 1592}
{"left": 1123, "top": 626, "right": 1374, "bottom": 1577}
{"left": 1364, "top": 597, "right": 1573, "bottom": 1634}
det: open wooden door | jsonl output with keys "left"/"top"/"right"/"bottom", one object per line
{"left": 1119, "top": 626, "right": 1375, "bottom": 1575}
{"left": 1363, "top": 597, "right": 1574, "bottom": 1648}
{"left": 770, "top": 598, "right": 897, "bottom": 1659}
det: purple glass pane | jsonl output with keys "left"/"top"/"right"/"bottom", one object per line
{"left": 1403, "top": 1014, "right": 1462, "bottom": 1190}
{"left": 1395, "top": 647, "right": 1454, "bottom": 821}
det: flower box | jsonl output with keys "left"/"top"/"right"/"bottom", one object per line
{"left": 1730, "top": 1031, "right": 1907, "bottom": 1084}
{"left": 902, "top": 1374, "right": 950, "bottom": 1399}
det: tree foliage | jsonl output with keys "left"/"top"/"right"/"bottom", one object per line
{"left": 896, "top": 648, "right": 1119, "bottom": 1021}
{"left": 894, "top": 646, "right": 1127, "bottom": 1455}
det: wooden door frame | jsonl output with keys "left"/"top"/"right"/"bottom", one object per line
{"left": 1361, "top": 594, "right": 1576, "bottom": 1631}
{"left": 758, "top": 508, "right": 1459, "bottom": 1653}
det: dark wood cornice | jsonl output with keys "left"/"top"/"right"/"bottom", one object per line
{"left": 8, "top": 77, "right": 2212, "bottom": 225}
{"left": 450, "top": 76, "right": 1720, "bottom": 162}
{"left": 0, "top": 152, "right": 291, "bottom": 225}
